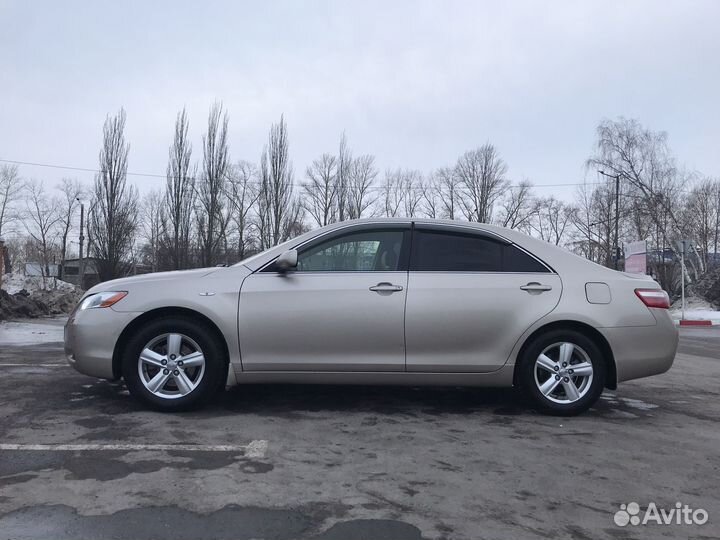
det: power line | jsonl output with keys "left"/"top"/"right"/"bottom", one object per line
{"left": 1, "top": 157, "right": 602, "bottom": 190}
{"left": 0, "top": 159, "right": 167, "bottom": 179}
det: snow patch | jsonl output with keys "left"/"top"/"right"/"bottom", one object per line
{"left": 0, "top": 319, "right": 65, "bottom": 345}
{"left": 669, "top": 297, "right": 720, "bottom": 323}
{"left": 1, "top": 273, "right": 77, "bottom": 295}
{"left": 618, "top": 397, "right": 658, "bottom": 410}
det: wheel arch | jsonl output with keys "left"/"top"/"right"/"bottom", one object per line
{"left": 512, "top": 320, "right": 617, "bottom": 390}
{"left": 112, "top": 306, "right": 230, "bottom": 380}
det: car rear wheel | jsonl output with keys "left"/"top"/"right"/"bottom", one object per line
{"left": 519, "top": 329, "right": 606, "bottom": 416}
{"left": 121, "top": 317, "right": 227, "bottom": 411}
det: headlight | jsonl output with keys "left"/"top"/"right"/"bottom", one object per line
{"left": 79, "top": 291, "right": 128, "bottom": 310}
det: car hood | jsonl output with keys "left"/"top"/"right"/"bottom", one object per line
{"left": 87, "top": 267, "right": 221, "bottom": 294}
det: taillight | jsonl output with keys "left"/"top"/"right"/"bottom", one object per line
{"left": 635, "top": 288, "right": 670, "bottom": 309}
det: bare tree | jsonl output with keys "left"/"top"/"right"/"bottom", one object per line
{"left": 380, "top": 169, "right": 406, "bottom": 217}
{"left": 570, "top": 182, "right": 614, "bottom": 265}
{"left": 0, "top": 164, "right": 23, "bottom": 239}
{"left": 257, "top": 115, "right": 300, "bottom": 248}
{"left": 56, "top": 178, "right": 83, "bottom": 279}
{"left": 138, "top": 190, "right": 165, "bottom": 271}
{"left": 530, "top": 196, "right": 575, "bottom": 246}
{"left": 498, "top": 180, "right": 534, "bottom": 231}
{"left": 431, "top": 167, "right": 461, "bottom": 220}
{"left": 683, "top": 177, "right": 719, "bottom": 268}
{"left": 165, "top": 108, "right": 196, "bottom": 270}
{"left": 587, "top": 118, "right": 682, "bottom": 287}
{"left": 196, "top": 102, "right": 229, "bottom": 267}
{"left": 88, "top": 108, "right": 139, "bottom": 281}
{"left": 346, "top": 155, "right": 378, "bottom": 220}
{"left": 421, "top": 176, "right": 440, "bottom": 219}
{"left": 225, "top": 160, "right": 259, "bottom": 260}
{"left": 335, "top": 133, "right": 352, "bottom": 221}
{"left": 402, "top": 170, "right": 424, "bottom": 218}
{"left": 23, "top": 180, "right": 61, "bottom": 283}
{"left": 303, "top": 154, "right": 337, "bottom": 227}
{"left": 455, "top": 144, "right": 509, "bottom": 222}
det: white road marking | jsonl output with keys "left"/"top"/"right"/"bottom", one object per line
{"left": 245, "top": 439, "right": 269, "bottom": 459}
{"left": 0, "top": 363, "right": 68, "bottom": 367}
{"left": 0, "top": 441, "right": 268, "bottom": 458}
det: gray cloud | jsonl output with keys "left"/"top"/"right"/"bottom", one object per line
{"left": 1, "top": 0, "right": 718, "bottom": 198}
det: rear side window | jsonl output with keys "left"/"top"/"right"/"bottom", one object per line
{"left": 503, "top": 244, "right": 549, "bottom": 272}
{"left": 411, "top": 229, "right": 548, "bottom": 273}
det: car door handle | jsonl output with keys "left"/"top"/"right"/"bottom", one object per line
{"left": 520, "top": 282, "right": 553, "bottom": 292}
{"left": 369, "top": 282, "right": 404, "bottom": 293}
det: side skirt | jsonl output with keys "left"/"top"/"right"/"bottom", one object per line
{"left": 229, "top": 365, "right": 515, "bottom": 387}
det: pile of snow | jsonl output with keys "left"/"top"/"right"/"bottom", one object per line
{"left": 669, "top": 296, "right": 720, "bottom": 323}
{"left": 1, "top": 272, "right": 77, "bottom": 295}
{"left": 1, "top": 273, "right": 82, "bottom": 321}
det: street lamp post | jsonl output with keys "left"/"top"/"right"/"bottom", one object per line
{"left": 599, "top": 170, "right": 621, "bottom": 270}
{"left": 0, "top": 236, "right": 5, "bottom": 290}
{"left": 77, "top": 198, "right": 85, "bottom": 289}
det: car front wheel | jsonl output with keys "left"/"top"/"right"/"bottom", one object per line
{"left": 121, "top": 317, "right": 227, "bottom": 411}
{"left": 520, "top": 329, "right": 606, "bottom": 416}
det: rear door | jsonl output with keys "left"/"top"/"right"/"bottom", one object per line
{"left": 405, "top": 225, "right": 561, "bottom": 372}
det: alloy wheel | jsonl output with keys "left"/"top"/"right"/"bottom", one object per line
{"left": 533, "top": 341, "right": 594, "bottom": 404}
{"left": 137, "top": 333, "right": 206, "bottom": 399}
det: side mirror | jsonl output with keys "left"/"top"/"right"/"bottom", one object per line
{"left": 275, "top": 249, "right": 298, "bottom": 273}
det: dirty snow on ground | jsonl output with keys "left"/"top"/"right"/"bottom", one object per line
{"left": 0, "top": 317, "right": 66, "bottom": 345}
{"left": 669, "top": 296, "right": 720, "bottom": 323}
{"left": 1, "top": 273, "right": 77, "bottom": 295}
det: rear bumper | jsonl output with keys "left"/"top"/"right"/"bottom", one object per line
{"left": 599, "top": 308, "right": 678, "bottom": 384}
{"left": 64, "top": 307, "right": 142, "bottom": 379}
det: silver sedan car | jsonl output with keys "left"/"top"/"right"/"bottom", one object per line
{"left": 65, "top": 218, "right": 678, "bottom": 415}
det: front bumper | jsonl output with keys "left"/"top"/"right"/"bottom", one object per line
{"left": 600, "top": 308, "right": 679, "bottom": 384}
{"left": 64, "top": 307, "right": 142, "bottom": 379}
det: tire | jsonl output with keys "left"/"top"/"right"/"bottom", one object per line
{"left": 519, "top": 329, "right": 606, "bottom": 416}
{"left": 121, "top": 316, "right": 228, "bottom": 411}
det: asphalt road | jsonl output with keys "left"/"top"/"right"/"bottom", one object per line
{"left": 0, "top": 320, "right": 718, "bottom": 540}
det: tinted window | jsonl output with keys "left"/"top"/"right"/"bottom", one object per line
{"left": 411, "top": 230, "right": 548, "bottom": 273}
{"left": 412, "top": 230, "right": 503, "bottom": 271}
{"left": 504, "top": 244, "right": 549, "bottom": 272}
{"left": 296, "top": 230, "right": 405, "bottom": 272}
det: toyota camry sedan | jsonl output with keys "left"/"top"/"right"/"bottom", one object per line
{"left": 64, "top": 218, "right": 678, "bottom": 415}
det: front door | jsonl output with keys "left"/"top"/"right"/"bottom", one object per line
{"left": 238, "top": 225, "right": 411, "bottom": 371}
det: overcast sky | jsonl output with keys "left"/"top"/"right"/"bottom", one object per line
{"left": 1, "top": 0, "right": 718, "bottom": 200}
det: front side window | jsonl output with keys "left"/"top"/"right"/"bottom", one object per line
{"left": 296, "top": 230, "right": 405, "bottom": 272}
{"left": 411, "top": 229, "right": 548, "bottom": 272}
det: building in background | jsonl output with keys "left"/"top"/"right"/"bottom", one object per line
{"left": 624, "top": 240, "right": 647, "bottom": 275}
{"left": 62, "top": 257, "right": 101, "bottom": 290}
{"left": 24, "top": 263, "right": 59, "bottom": 277}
